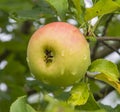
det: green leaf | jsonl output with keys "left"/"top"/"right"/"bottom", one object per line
{"left": 46, "top": 0, "right": 68, "bottom": 20}
{"left": 10, "top": 0, "right": 55, "bottom": 21}
{"left": 10, "top": 96, "right": 36, "bottom": 112}
{"left": 0, "top": 40, "right": 26, "bottom": 52}
{"left": 44, "top": 95, "right": 74, "bottom": 112}
{"left": 79, "top": 109, "right": 106, "bottom": 112}
{"left": 77, "top": 93, "right": 102, "bottom": 111}
{"left": 114, "top": 104, "right": 120, "bottom": 111}
{"left": 88, "top": 59, "right": 120, "bottom": 93}
{"left": 11, "top": 9, "right": 54, "bottom": 21}
{"left": 92, "top": 0, "right": 99, "bottom": 4}
{"left": 100, "top": 104, "right": 120, "bottom": 112}
{"left": 0, "top": 0, "right": 32, "bottom": 12}
{"left": 115, "top": 0, "right": 120, "bottom": 5}
{"left": 68, "top": 82, "right": 89, "bottom": 106}
{"left": 71, "top": 0, "right": 85, "bottom": 24}
{"left": 99, "top": 104, "right": 113, "bottom": 112}
{"left": 85, "top": 0, "right": 120, "bottom": 21}
{"left": 106, "top": 15, "right": 120, "bottom": 37}
{"left": 88, "top": 79, "right": 100, "bottom": 94}
{"left": 0, "top": 10, "right": 9, "bottom": 29}
{"left": 45, "top": 101, "right": 75, "bottom": 112}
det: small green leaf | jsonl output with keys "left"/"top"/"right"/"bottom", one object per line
{"left": 68, "top": 82, "right": 89, "bottom": 106}
{"left": 10, "top": 96, "right": 36, "bottom": 112}
{"left": 86, "top": 36, "right": 97, "bottom": 42}
{"left": 44, "top": 95, "right": 74, "bottom": 112}
{"left": 45, "top": 101, "right": 75, "bottom": 112}
{"left": 85, "top": 0, "right": 120, "bottom": 21}
{"left": 88, "top": 59, "right": 120, "bottom": 93}
{"left": 46, "top": 0, "right": 68, "bottom": 20}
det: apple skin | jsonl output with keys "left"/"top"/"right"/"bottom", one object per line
{"left": 27, "top": 22, "right": 91, "bottom": 87}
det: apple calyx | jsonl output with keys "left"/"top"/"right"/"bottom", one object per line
{"left": 44, "top": 47, "right": 54, "bottom": 65}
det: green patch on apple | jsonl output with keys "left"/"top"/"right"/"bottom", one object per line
{"left": 27, "top": 22, "right": 91, "bottom": 87}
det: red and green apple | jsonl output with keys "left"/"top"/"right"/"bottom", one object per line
{"left": 27, "top": 22, "right": 91, "bottom": 87}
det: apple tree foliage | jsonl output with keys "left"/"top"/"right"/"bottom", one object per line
{"left": 0, "top": 0, "right": 120, "bottom": 112}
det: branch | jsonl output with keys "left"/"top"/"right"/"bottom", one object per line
{"left": 21, "top": 20, "right": 33, "bottom": 34}
{"left": 97, "top": 37, "right": 120, "bottom": 41}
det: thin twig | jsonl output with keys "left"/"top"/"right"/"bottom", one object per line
{"left": 101, "top": 41, "right": 120, "bottom": 55}
{"left": 93, "top": 42, "right": 120, "bottom": 59}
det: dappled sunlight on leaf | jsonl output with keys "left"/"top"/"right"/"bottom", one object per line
{"left": 68, "top": 82, "right": 89, "bottom": 106}
{"left": 95, "top": 73, "right": 120, "bottom": 93}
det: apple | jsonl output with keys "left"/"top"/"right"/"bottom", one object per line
{"left": 27, "top": 22, "right": 91, "bottom": 87}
